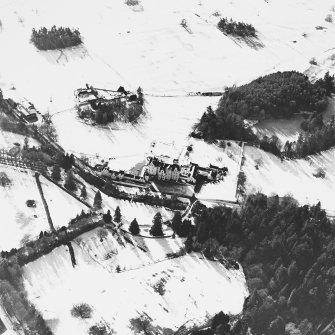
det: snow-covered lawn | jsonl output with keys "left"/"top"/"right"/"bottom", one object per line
{"left": 51, "top": 95, "right": 219, "bottom": 166}
{"left": 253, "top": 117, "right": 303, "bottom": 146}
{"left": 0, "top": 131, "right": 39, "bottom": 151}
{"left": 179, "top": 138, "right": 242, "bottom": 168}
{"left": 23, "top": 228, "right": 248, "bottom": 335}
{"left": 0, "top": 166, "right": 48, "bottom": 250}
{"left": 243, "top": 145, "right": 335, "bottom": 215}
{"left": 38, "top": 175, "right": 88, "bottom": 228}
{"left": 252, "top": 97, "right": 335, "bottom": 147}
{"left": 190, "top": 139, "right": 243, "bottom": 202}
{"left": 75, "top": 228, "right": 185, "bottom": 272}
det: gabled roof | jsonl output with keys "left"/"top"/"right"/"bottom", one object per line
{"left": 170, "top": 164, "right": 181, "bottom": 171}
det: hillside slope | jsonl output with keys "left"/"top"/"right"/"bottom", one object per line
{"left": 0, "top": 0, "right": 334, "bottom": 111}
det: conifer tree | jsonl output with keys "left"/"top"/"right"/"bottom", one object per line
{"left": 51, "top": 164, "right": 61, "bottom": 181}
{"left": 171, "top": 211, "right": 182, "bottom": 234}
{"left": 150, "top": 212, "right": 164, "bottom": 236}
{"left": 103, "top": 209, "right": 112, "bottom": 223}
{"left": 64, "top": 169, "right": 77, "bottom": 191}
{"left": 129, "top": 218, "right": 140, "bottom": 235}
{"left": 93, "top": 190, "right": 102, "bottom": 209}
{"left": 80, "top": 185, "right": 87, "bottom": 199}
{"left": 114, "top": 206, "right": 121, "bottom": 223}
{"left": 137, "top": 86, "right": 144, "bottom": 105}
{"left": 23, "top": 137, "right": 29, "bottom": 150}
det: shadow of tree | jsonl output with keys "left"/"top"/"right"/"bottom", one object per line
{"left": 228, "top": 35, "right": 265, "bottom": 50}
{"left": 36, "top": 44, "right": 89, "bottom": 66}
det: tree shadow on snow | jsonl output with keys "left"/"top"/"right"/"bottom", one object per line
{"left": 36, "top": 44, "right": 89, "bottom": 66}
{"left": 228, "top": 35, "right": 265, "bottom": 50}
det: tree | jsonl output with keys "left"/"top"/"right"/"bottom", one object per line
{"left": 150, "top": 212, "right": 164, "bottom": 236}
{"left": 71, "top": 303, "right": 92, "bottom": 319}
{"left": 23, "top": 137, "right": 29, "bottom": 150}
{"left": 97, "top": 228, "right": 108, "bottom": 242}
{"left": 129, "top": 218, "right": 140, "bottom": 235}
{"left": 51, "top": 164, "right": 61, "bottom": 181}
{"left": 38, "top": 112, "right": 58, "bottom": 142}
{"left": 80, "top": 185, "right": 87, "bottom": 199}
{"left": 268, "top": 316, "right": 285, "bottom": 335}
{"left": 288, "top": 261, "right": 299, "bottom": 282}
{"left": 0, "top": 172, "right": 12, "bottom": 187}
{"left": 104, "top": 179, "right": 119, "bottom": 196}
{"left": 325, "top": 14, "right": 333, "bottom": 23}
{"left": 313, "top": 167, "right": 326, "bottom": 179}
{"left": 211, "top": 311, "right": 230, "bottom": 334}
{"left": 255, "top": 158, "right": 263, "bottom": 170}
{"left": 171, "top": 211, "right": 182, "bottom": 233}
{"left": 64, "top": 169, "right": 77, "bottom": 191}
{"left": 31, "top": 26, "right": 82, "bottom": 50}
{"left": 103, "top": 209, "right": 112, "bottom": 223}
{"left": 172, "top": 212, "right": 192, "bottom": 237}
{"left": 137, "top": 86, "right": 144, "bottom": 105}
{"left": 95, "top": 110, "right": 103, "bottom": 124}
{"left": 129, "top": 315, "right": 154, "bottom": 335}
{"left": 94, "top": 191, "right": 102, "bottom": 209}
{"left": 114, "top": 206, "right": 121, "bottom": 223}
{"left": 89, "top": 323, "right": 114, "bottom": 335}
{"left": 237, "top": 171, "right": 246, "bottom": 194}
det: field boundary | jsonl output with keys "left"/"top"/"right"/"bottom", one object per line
{"left": 34, "top": 172, "right": 56, "bottom": 232}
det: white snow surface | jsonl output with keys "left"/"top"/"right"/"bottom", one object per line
{"left": 38, "top": 175, "right": 88, "bottom": 229}
{"left": 243, "top": 145, "right": 335, "bottom": 216}
{"left": 1, "top": 0, "right": 335, "bottom": 110}
{"left": 0, "top": 131, "right": 39, "bottom": 151}
{"left": 1, "top": 0, "right": 335, "bottom": 330}
{"left": 51, "top": 95, "right": 220, "bottom": 165}
{"left": 0, "top": 0, "right": 334, "bottom": 210}
{"left": 0, "top": 165, "right": 48, "bottom": 250}
{"left": 191, "top": 139, "right": 243, "bottom": 202}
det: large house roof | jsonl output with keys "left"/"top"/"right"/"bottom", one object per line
{"left": 148, "top": 157, "right": 181, "bottom": 171}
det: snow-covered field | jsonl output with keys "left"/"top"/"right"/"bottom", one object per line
{"left": 102, "top": 197, "right": 176, "bottom": 237}
{"left": 0, "top": 131, "right": 39, "bottom": 151}
{"left": 193, "top": 139, "right": 243, "bottom": 202}
{"left": 23, "top": 228, "right": 248, "bottom": 335}
{"left": 1, "top": 0, "right": 335, "bottom": 330}
{"left": 0, "top": 165, "right": 48, "bottom": 250}
{"left": 51, "top": 95, "right": 219, "bottom": 166}
{"left": 252, "top": 97, "right": 335, "bottom": 147}
{"left": 243, "top": 145, "right": 335, "bottom": 216}
{"left": 0, "top": 0, "right": 334, "bottom": 168}
{"left": 1, "top": 0, "right": 335, "bottom": 111}
{"left": 253, "top": 117, "right": 303, "bottom": 146}
{"left": 38, "top": 175, "right": 88, "bottom": 228}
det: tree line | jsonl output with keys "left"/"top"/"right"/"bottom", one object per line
{"left": 192, "top": 71, "right": 335, "bottom": 158}
{"left": 31, "top": 26, "right": 82, "bottom": 50}
{"left": 218, "top": 18, "right": 257, "bottom": 38}
{"left": 283, "top": 115, "right": 335, "bottom": 158}
{"left": 185, "top": 194, "right": 335, "bottom": 335}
